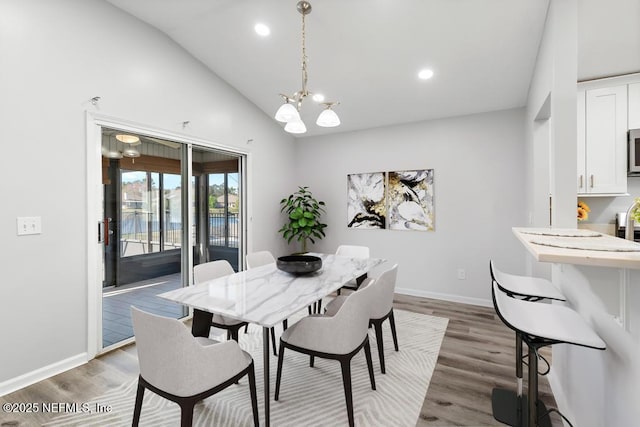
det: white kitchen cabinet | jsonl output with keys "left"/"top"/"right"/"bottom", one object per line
{"left": 629, "top": 82, "right": 640, "bottom": 130}
{"left": 577, "top": 85, "right": 628, "bottom": 195}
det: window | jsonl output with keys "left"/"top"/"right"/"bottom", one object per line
{"left": 120, "top": 170, "right": 182, "bottom": 257}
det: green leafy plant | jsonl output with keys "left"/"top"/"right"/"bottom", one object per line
{"left": 632, "top": 197, "right": 640, "bottom": 222}
{"left": 279, "top": 186, "right": 327, "bottom": 253}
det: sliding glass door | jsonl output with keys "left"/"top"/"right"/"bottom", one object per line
{"left": 99, "top": 128, "right": 244, "bottom": 350}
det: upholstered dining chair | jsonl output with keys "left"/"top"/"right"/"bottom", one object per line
{"left": 246, "top": 250, "right": 276, "bottom": 269}
{"left": 131, "top": 307, "right": 259, "bottom": 427}
{"left": 245, "top": 250, "right": 280, "bottom": 356}
{"left": 324, "top": 263, "right": 399, "bottom": 374}
{"left": 274, "top": 280, "right": 377, "bottom": 427}
{"left": 335, "top": 245, "right": 370, "bottom": 295}
{"left": 194, "top": 260, "right": 248, "bottom": 342}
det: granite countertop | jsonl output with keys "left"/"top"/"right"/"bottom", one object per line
{"left": 513, "top": 227, "right": 640, "bottom": 270}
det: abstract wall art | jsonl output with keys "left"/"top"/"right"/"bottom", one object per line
{"left": 347, "top": 169, "right": 434, "bottom": 232}
{"left": 347, "top": 172, "right": 386, "bottom": 229}
{"left": 387, "top": 169, "right": 434, "bottom": 231}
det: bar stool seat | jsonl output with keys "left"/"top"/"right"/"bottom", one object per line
{"left": 492, "top": 280, "right": 605, "bottom": 426}
{"left": 490, "top": 260, "right": 565, "bottom": 301}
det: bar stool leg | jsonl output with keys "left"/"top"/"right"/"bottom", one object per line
{"left": 516, "top": 332, "right": 524, "bottom": 426}
{"left": 526, "top": 342, "right": 552, "bottom": 427}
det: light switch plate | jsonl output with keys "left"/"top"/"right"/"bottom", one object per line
{"left": 17, "top": 216, "right": 42, "bottom": 235}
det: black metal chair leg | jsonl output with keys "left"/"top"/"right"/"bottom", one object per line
{"left": 179, "top": 402, "right": 195, "bottom": 427}
{"left": 364, "top": 339, "right": 376, "bottom": 390}
{"left": 275, "top": 343, "right": 285, "bottom": 401}
{"left": 340, "top": 359, "right": 355, "bottom": 427}
{"left": 389, "top": 310, "right": 399, "bottom": 351}
{"left": 310, "top": 355, "right": 314, "bottom": 367}
{"left": 373, "top": 321, "right": 386, "bottom": 374}
{"left": 244, "top": 324, "right": 249, "bottom": 334}
{"left": 132, "top": 380, "right": 145, "bottom": 426}
{"left": 247, "top": 363, "right": 259, "bottom": 426}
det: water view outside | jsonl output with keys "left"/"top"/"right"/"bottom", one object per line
{"left": 120, "top": 170, "right": 239, "bottom": 256}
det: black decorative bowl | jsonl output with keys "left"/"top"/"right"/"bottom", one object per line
{"left": 277, "top": 255, "right": 322, "bottom": 275}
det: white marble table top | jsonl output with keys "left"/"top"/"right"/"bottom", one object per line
{"left": 158, "top": 253, "right": 385, "bottom": 328}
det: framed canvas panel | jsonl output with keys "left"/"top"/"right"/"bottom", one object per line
{"left": 347, "top": 172, "right": 386, "bottom": 229}
{"left": 387, "top": 169, "right": 434, "bottom": 231}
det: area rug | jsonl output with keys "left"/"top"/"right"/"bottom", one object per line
{"left": 45, "top": 309, "right": 448, "bottom": 427}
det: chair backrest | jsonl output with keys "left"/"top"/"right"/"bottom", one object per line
{"left": 246, "top": 250, "right": 276, "bottom": 269}
{"left": 325, "top": 283, "right": 374, "bottom": 353}
{"left": 335, "top": 245, "right": 370, "bottom": 259}
{"left": 365, "top": 263, "right": 398, "bottom": 319}
{"left": 194, "top": 259, "right": 235, "bottom": 284}
{"left": 131, "top": 307, "right": 204, "bottom": 396}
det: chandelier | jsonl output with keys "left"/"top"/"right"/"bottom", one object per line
{"left": 274, "top": 1, "right": 340, "bottom": 134}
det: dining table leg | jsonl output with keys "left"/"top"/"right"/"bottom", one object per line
{"left": 263, "top": 326, "right": 271, "bottom": 427}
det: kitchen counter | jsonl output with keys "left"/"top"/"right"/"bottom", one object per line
{"left": 513, "top": 227, "right": 640, "bottom": 270}
{"left": 512, "top": 227, "right": 640, "bottom": 427}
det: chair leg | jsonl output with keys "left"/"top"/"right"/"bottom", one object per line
{"left": 283, "top": 319, "right": 288, "bottom": 330}
{"left": 178, "top": 402, "right": 195, "bottom": 427}
{"left": 364, "top": 339, "right": 376, "bottom": 391}
{"left": 340, "top": 359, "right": 355, "bottom": 427}
{"left": 389, "top": 310, "right": 399, "bottom": 351}
{"left": 373, "top": 321, "right": 386, "bottom": 374}
{"left": 308, "top": 305, "right": 312, "bottom": 315}
{"left": 247, "top": 363, "right": 259, "bottom": 427}
{"left": 310, "top": 355, "right": 314, "bottom": 367}
{"left": 244, "top": 324, "right": 249, "bottom": 334}
{"left": 317, "top": 299, "right": 322, "bottom": 313}
{"left": 337, "top": 288, "right": 341, "bottom": 295}
{"left": 275, "top": 343, "right": 285, "bottom": 401}
{"left": 132, "top": 379, "right": 145, "bottom": 426}
{"left": 230, "top": 327, "right": 239, "bottom": 342}
{"left": 270, "top": 327, "right": 277, "bottom": 356}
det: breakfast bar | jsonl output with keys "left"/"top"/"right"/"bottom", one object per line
{"left": 511, "top": 227, "right": 640, "bottom": 426}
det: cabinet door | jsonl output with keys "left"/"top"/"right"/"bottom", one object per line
{"left": 577, "top": 90, "right": 587, "bottom": 193}
{"left": 629, "top": 83, "right": 640, "bottom": 130}
{"left": 585, "top": 85, "right": 628, "bottom": 194}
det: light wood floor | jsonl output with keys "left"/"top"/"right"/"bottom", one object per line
{"left": 0, "top": 294, "right": 561, "bottom": 426}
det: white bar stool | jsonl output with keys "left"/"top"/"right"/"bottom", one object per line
{"left": 489, "top": 261, "right": 566, "bottom": 426}
{"left": 492, "top": 280, "right": 605, "bottom": 426}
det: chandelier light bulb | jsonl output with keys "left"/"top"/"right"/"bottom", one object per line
{"left": 275, "top": 102, "right": 300, "bottom": 123}
{"left": 316, "top": 106, "right": 340, "bottom": 127}
{"left": 284, "top": 118, "right": 307, "bottom": 134}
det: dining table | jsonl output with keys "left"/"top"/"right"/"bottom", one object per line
{"left": 158, "top": 252, "right": 385, "bottom": 426}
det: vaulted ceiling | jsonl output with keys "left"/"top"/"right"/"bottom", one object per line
{"left": 105, "top": 0, "right": 639, "bottom": 138}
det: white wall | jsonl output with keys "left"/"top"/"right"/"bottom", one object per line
{"left": 293, "top": 108, "right": 527, "bottom": 305}
{"left": 0, "top": 0, "right": 295, "bottom": 392}
{"left": 525, "top": 1, "right": 640, "bottom": 426}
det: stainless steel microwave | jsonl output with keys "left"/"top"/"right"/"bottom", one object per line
{"left": 629, "top": 129, "right": 640, "bottom": 175}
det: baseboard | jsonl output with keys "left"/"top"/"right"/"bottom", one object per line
{"left": 546, "top": 368, "right": 574, "bottom": 427}
{"left": 396, "top": 287, "right": 493, "bottom": 308}
{"left": 0, "top": 353, "right": 88, "bottom": 397}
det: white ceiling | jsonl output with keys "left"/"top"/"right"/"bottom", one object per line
{"left": 105, "top": 0, "right": 639, "bottom": 138}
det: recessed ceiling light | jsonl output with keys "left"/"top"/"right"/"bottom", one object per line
{"left": 418, "top": 69, "right": 434, "bottom": 80}
{"left": 312, "top": 93, "right": 325, "bottom": 102}
{"left": 255, "top": 23, "right": 270, "bottom": 37}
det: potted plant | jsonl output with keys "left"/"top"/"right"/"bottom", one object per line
{"left": 279, "top": 186, "right": 327, "bottom": 253}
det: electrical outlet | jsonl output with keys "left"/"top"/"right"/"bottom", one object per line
{"left": 457, "top": 268, "right": 466, "bottom": 280}
{"left": 17, "top": 216, "right": 42, "bottom": 236}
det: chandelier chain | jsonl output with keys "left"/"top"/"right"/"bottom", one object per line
{"left": 299, "top": 10, "right": 309, "bottom": 107}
